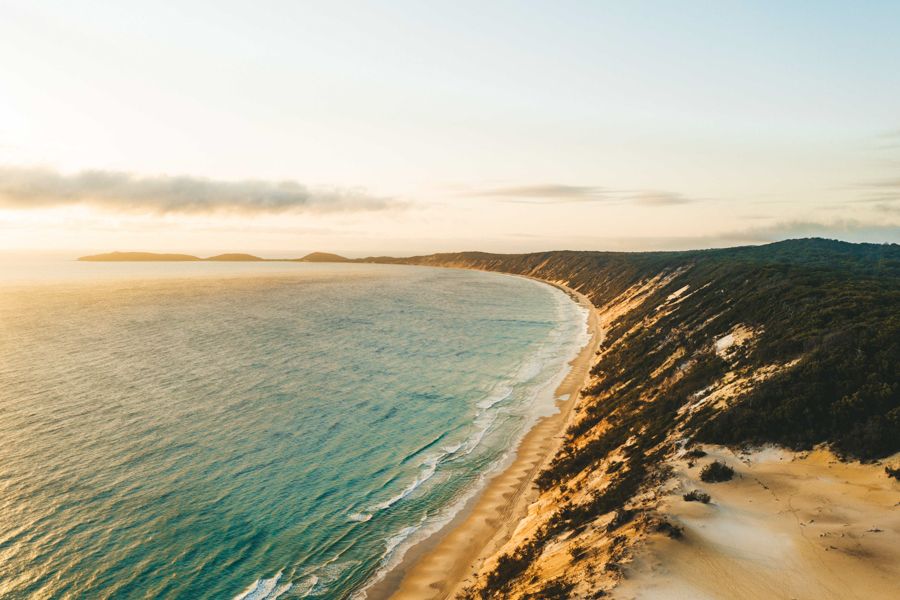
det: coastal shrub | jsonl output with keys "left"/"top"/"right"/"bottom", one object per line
{"left": 685, "top": 446, "right": 707, "bottom": 467}
{"left": 699, "top": 461, "right": 734, "bottom": 483}
{"left": 605, "top": 508, "right": 636, "bottom": 532}
{"left": 568, "top": 545, "right": 589, "bottom": 562}
{"left": 683, "top": 489, "right": 711, "bottom": 503}
{"left": 606, "top": 460, "right": 624, "bottom": 474}
{"left": 528, "top": 578, "right": 575, "bottom": 599}
{"left": 699, "top": 327, "right": 900, "bottom": 460}
{"left": 684, "top": 447, "right": 707, "bottom": 459}
{"left": 481, "top": 538, "right": 541, "bottom": 598}
{"left": 536, "top": 425, "right": 630, "bottom": 491}
{"left": 654, "top": 518, "right": 684, "bottom": 539}
{"left": 886, "top": 465, "right": 900, "bottom": 480}
{"left": 458, "top": 587, "right": 476, "bottom": 600}
{"left": 484, "top": 553, "right": 529, "bottom": 596}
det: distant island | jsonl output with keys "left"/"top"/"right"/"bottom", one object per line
{"left": 77, "top": 251, "right": 350, "bottom": 263}
{"left": 79, "top": 251, "right": 203, "bottom": 262}
{"left": 298, "top": 252, "right": 350, "bottom": 263}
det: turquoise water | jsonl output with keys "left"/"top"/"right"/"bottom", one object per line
{"left": 0, "top": 262, "right": 586, "bottom": 599}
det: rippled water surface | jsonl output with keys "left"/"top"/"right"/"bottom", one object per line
{"left": 0, "top": 261, "right": 586, "bottom": 599}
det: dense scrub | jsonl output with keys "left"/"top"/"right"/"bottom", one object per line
{"left": 376, "top": 238, "right": 899, "bottom": 460}
{"left": 699, "top": 461, "right": 734, "bottom": 483}
{"left": 683, "top": 490, "right": 711, "bottom": 503}
{"left": 698, "top": 325, "right": 899, "bottom": 459}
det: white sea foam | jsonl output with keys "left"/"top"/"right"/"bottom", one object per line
{"left": 348, "top": 512, "right": 372, "bottom": 522}
{"left": 301, "top": 559, "right": 360, "bottom": 597}
{"left": 462, "top": 409, "right": 499, "bottom": 455}
{"left": 514, "top": 354, "right": 543, "bottom": 380}
{"left": 369, "top": 455, "right": 440, "bottom": 512}
{"left": 295, "top": 576, "right": 318, "bottom": 597}
{"left": 476, "top": 385, "right": 512, "bottom": 409}
{"left": 233, "top": 570, "right": 292, "bottom": 600}
{"left": 385, "top": 523, "right": 421, "bottom": 555}
{"left": 441, "top": 442, "right": 463, "bottom": 455}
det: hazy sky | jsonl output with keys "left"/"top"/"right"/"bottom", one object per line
{"left": 1, "top": 0, "right": 899, "bottom": 256}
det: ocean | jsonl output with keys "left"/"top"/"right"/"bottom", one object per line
{"left": 0, "top": 260, "right": 587, "bottom": 599}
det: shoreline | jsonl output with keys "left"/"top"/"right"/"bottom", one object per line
{"left": 364, "top": 276, "right": 603, "bottom": 600}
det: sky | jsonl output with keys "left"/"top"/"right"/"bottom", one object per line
{"left": 1, "top": 0, "right": 899, "bottom": 257}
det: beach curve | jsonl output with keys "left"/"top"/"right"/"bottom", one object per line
{"left": 363, "top": 277, "right": 603, "bottom": 600}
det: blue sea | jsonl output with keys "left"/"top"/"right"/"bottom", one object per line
{"left": 0, "top": 260, "right": 587, "bottom": 599}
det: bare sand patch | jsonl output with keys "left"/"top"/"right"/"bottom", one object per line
{"left": 616, "top": 446, "right": 900, "bottom": 600}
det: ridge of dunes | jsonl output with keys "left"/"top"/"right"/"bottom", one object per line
{"left": 363, "top": 237, "right": 899, "bottom": 599}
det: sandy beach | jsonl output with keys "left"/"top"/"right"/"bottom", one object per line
{"left": 364, "top": 280, "right": 603, "bottom": 600}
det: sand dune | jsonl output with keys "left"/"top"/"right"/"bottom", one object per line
{"left": 616, "top": 447, "right": 900, "bottom": 600}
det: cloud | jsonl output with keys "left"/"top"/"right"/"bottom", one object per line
{"left": 874, "top": 129, "right": 900, "bottom": 150}
{"left": 867, "top": 178, "right": 900, "bottom": 189}
{"left": 718, "top": 219, "right": 900, "bottom": 245}
{"left": 468, "top": 184, "right": 607, "bottom": 202}
{"left": 873, "top": 203, "right": 900, "bottom": 215}
{"left": 496, "top": 220, "right": 899, "bottom": 253}
{"left": 630, "top": 191, "right": 693, "bottom": 206}
{"left": 0, "top": 166, "right": 398, "bottom": 215}
{"left": 837, "top": 169, "right": 900, "bottom": 205}
{"left": 465, "top": 183, "right": 697, "bottom": 206}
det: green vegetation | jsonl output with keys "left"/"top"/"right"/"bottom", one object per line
{"left": 378, "top": 239, "right": 900, "bottom": 596}
{"left": 526, "top": 578, "right": 575, "bottom": 599}
{"left": 699, "top": 461, "right": 734, "bottom": 483}
{"left": 653, "top": 518, "right": 684, "bottom": 539}
{"left": 683, "top": 490, "right": 711, "bottom": 503}
{"left": 480, "top": 538, "right": 543, "bottom": 598}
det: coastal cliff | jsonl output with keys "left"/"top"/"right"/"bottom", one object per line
{"left": 366, "top": 238, "right": 900, "bottom": 599}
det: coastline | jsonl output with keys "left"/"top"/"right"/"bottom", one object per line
{"left": 364, "top": 277, "right": 602, "bottom": 600}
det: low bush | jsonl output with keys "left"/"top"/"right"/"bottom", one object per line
{"left": 886, "top": 465, "right": 900, "bottom": 480}
{"left": 527, "top": 578, "right": 575, "bottom": 599}
{"left": 699, "top": 460, "right": 734, "bottom": 482}
{"left": 654, "top": 518, "right": 684, "bottom": 539}
{"left": 568, "top": 545, "right": 588, "bottom": 562}
{"left": 481, "top": 538, "right": 541, "bottom": 598}
{"left": 605, "top": 508, "right": 636, "bottom": 532}
{"left": 684, "top": 447, "right": 707, "bottom": 459}
{"left": 683, "top": 489, "right": 711, "bottom": 503}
